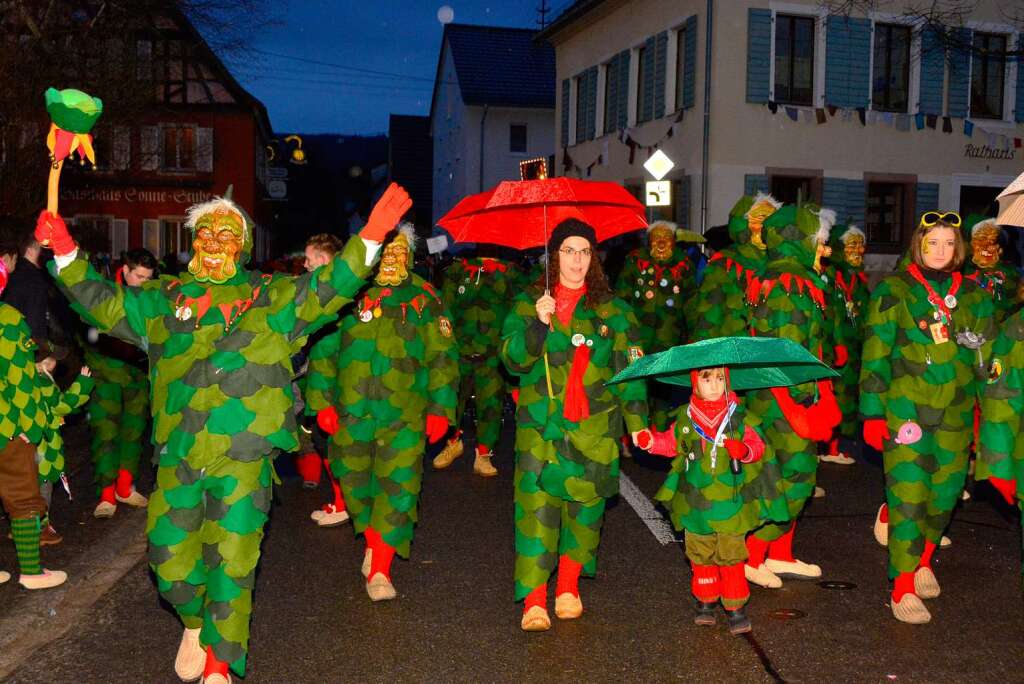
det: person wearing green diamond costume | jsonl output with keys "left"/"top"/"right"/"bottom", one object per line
{"left": 615, "top": 220, "right": 696, "bottom": 429}
{"left": 689, "top": 194, "right": 780, "bottom": 341}
{"left": 35, "top": 355, "right": 93, "bottom": 513}
{"left": 963, "top": 217, "right": 1022, "bottom": 322}
{"left": 37, "top": 183, "right": 410, "bottom": 683}
{"left": 435, "top": 250, "right": 521, "bottom": 476}
{"left": 86, "top": 248, "right": 157, "bottom": 519}
{"left": 501, "top": 219, "right": 651, "bottom": 633}
{"left": 313, "top": 224, "right": 458, "bottom": 601}
{"left": 860, "top": 212, "right": 995, "bottom": 625}
{"left": 743, "top": 203, "right": 842, "bottom": 590}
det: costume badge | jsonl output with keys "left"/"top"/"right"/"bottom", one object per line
{"left": 929, "top": 322, "right": 949, "bottom": 344}
{"left": 359, "top": 310, "right": 373, "bottom": 323}
{"left": 645, "top": 290, "right": 654, "bottom": 300}
{"left": 666, "top": 298, "right": 674, "bottom": 308}
{"left": 634, "top": 290, "right": 640, "bottom": 298}
{"left": 599, "top": 324, "right": 609, "bottom": 338}
{"left": 571, "top": 333, "right": 586, "bottom": 347}
{"left": 659, "top": 278, "right": 668, "bottom": 287}
{"left": 628, "top": 346, "right": 644, "bottom": 363}
{"left": 175, "top": 305, "right": 193, "bottom": 322}
{"left": 989, "top": 358, "right": 1003, "bottom": 384}
{"left": 585, "top": 338, "right": 593, "bottom": 347}
{"left": 672, "top": 285, "right": 680, "bottom": 294}
{"left": 944, "top": 294, "right": 958, "bottom": 309}
{"left": 438, "top": 316, "right": 453, "bottom": 338}
{"left": 918, "top": 320, "right": 928, "bottom": 330}
{"left": 457, "top": 285, "right": 466, "bottom": 295}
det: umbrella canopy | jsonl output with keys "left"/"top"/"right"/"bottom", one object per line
{"left": 606, "top": 336, "right": 839, "bottom": 391}
{"left": 996, "top": 171, "right": 1024, "bottom": 227}
{"left": 437, "top": 178, "right": 647, "bottom": 250}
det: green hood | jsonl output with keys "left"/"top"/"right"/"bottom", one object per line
{"left": 763, "top": 203, "right": 833, "bottom": 271}
{"left": 727, "top": 196, "right": 755, "bottom": 245}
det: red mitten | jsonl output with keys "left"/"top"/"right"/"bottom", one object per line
{"left": 425, "top": 414, "right": 449, "bottom": 445}
{"left": 724, "top": 438, "right": 748, "bottom": 461}
{"left": 511, "top": 388, "right": 520, "bottom": 405}
{"left": 35, "top": 210, "right": 77, "bottom": 256}
{"left": 863, "top": 419, "right": 890, "bottom": 451}
{"left": 360, "top": 183, "right": 412, "bottom": 242}
{"left": 769, "top": 386, "right": 813, "bottom": 439}
{"left": 834, "top": 345, "right": 849, "bottom": 368}
{"left": 632, "top": 429, "right": 653, "bottom": 450}
{"left": 648, "top": 425, "right": 677, "bottom": 457}
{"left": 317, "top": 406, "right": 340, "bottom": 436}
{"left": 988, "top": 477, "right": 1018, "bottom": 506}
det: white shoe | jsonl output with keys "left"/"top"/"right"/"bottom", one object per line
{"left": 115, "top": 489, "right": 148, "bottom": 507}
{"left": 473, "top": 453, "right": 498, "bottom": 477}
{"left": 94, "top": 501, "right": 117, "bottom": 518}
{"left": 366, "top": 573, "right": 397, "bottom": 601}
{"left": 961, "top": 489, "right": 971, "bottom": 501}
{"left": 554, "top": 592, "right": 583, "bottom": 619}
{"left": 764, "top": 558, "right": 822, "bottom": 579}
{"left": 873, "top": 504, "right": 888, "bottom": 547}
{"left": 362, "top": 548, "right": 372, "bottom": 578}
{"left": 744, "top": 563, "right": 782, "bottom": 589}
{"left": 820, "top": 453, "right": 855, "bottom": 465}
{"left": 0, "top": 570, "right": 9, "bottom": 584}
{"left": 521, "top": 605, "right": 551, "bottom": 631}
{"left": 940, "top": 535, "right": 952, "bottom": 548}
{"left": 174, "top": 627, "right": 204, "bottom": 682}
{"left": 18, "top": 569, "right": 67, "bottom": 590}
{"left": 813, "top": 486, "right": 826, "bottom": 498}
{"left": 914, "top": 567, "right": 941, "bottom": 599}
{"left": 891, "top": 593, "right": 931, "bottom": 624}
{"left": 315, "top": 504, "right": 349, "bottom": 527}
{"left": 202, "top": 674, "right": 231, "bottom": 684}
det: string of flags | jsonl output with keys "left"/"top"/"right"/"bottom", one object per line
{"left": 562, "top": 109, "right": 685, "bottom": 177}
{"left": 765, "top": 101, "right": 1023, "bottom": 152}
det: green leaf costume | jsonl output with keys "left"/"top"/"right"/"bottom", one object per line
{"left": 35, "top": 370, "right": 93, "bottom": 485}
{"left": 325, "top": 274, "right": 459, "bottom": 557}
{"left": 501, "top": 288, "right": 648, "bottom": 600}
{"left": 978, "top": 310, "right": 1024, "bottom": 504}
{"left": 826, "top": 242, "right": 870, "bottom": 440}
{"left": 299, "top": 326, "right": 340, "bottom": 420}
{"left": 964, "top": 263, "right": 1021, "bottom": 323}
{"left": 0, "top": 304, "right": 48, "bottom": 446}
{"left": 860, "top": 268, "right": 995, "bottom": 577}
{"left": 440, "top": 257, "right": 519, "bottom": 450}
{"left": 51, "top": 237, "right": 374, "bottom": 675}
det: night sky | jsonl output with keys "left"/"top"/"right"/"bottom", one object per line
{"left": 230, "top": 1, "right": 566, "bottom": 135}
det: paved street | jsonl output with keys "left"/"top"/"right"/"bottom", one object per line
{"left": 2, "top": 420, "right": 1023, "bottom": 683}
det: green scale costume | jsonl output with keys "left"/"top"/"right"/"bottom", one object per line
{"left": 962, "top": 214, "right": 1021, "bottom": 323}
{"left": 0, "top": 304, "right": 48, "bottom": 444}
{"left": 323, "top": 273, "right": 459, "bottom": 557}
{"left": 501, "top": 289, "right": 648, "bottom": 600}
{"left": 440, "top": 257, "right": 519, "bottom": 451}
{"left": 35, "top": 370, "right": 93, "bottom": 487}
{"left": 860, "top": 267, "right": 995, "bottom": 578}
{"left": 83, "top": 337, "right": 148, "bottom": 493}
{"left": 52, "top": 236, "right": 375, "bottom": 675}
{"left": 978, "top": 310, "right": 1024, "bottom": 506}
{"left": 827, "top": 237, "right": 870, "bottom": 441}
{"left": 689, "top": 196, "right": 772, "bottom": 341}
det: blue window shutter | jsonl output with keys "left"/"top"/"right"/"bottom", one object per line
{"left": 822, "top": 177, "right": 847, "bottom": 216}
{"left": 746, "top": 8, "right": 772, "bottom": 103}
{"left": 826, "top": 16, "right": 872, "bottom": 108}
{"left": 918, "top": 25, "right": 945, "bottom": 115}
{"left": 640, "top": 36, "right": 656, "bottom": 123}
{"left": 683, "top": 15, "right": 698, "bottom": 109}
{"left": 844, "top": 179, "right": 865, "bottom": 226}
{"left": 604, "top": 55, "right": 619, "bottom": 135}
{"left": 676, "top": 175, "right": 691, "bottom": 229}
{"left": 947, "top": 27, "right": 972, "bottom": 118}
{"left": 618, "top": 49, "right": 631, "bottom": 128}
{"left": 1016, "top": 35, "right": 1024, "bottom": 122}
{"left": 744, "top": 174, "right": 769, "bottom": 196}
{"left": 561, "top": 79, "right": 570, "bottom": 147}
{"left": 915, "top": 182, "right": 940, "bottom": 219}
{"left": 654, "top": 31, "right": 668, "bottom": 119}
{"left": 587, "top": 66, "right": 598, "bottom": 140}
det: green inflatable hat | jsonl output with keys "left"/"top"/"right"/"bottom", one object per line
{"left": 45, "top": 88, "right": 103, "bottom": 134}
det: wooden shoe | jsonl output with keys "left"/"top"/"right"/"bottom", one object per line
{"left": 891, "top": 593, "right": 931, "bottom": 624}
{"left": 873, "top": 504, "right": 888, "bottom": 547}
{"left": 554, "top": 592, "right": 583, "bottom": 619}
{"left": 316, "top": 505, "right": 349, "bottom": 527}
{"left": 174, "top": 627, "right": 204, "bottom": 681}
{"left": 914, "top": 567, "right": 941, "bottom": 599}
{"left": 116, "top": 489, "right": 148, "bottom": 507}
{"left": 521, "top": 605, "right": 551, "bottom": 631}
{"left": 202, "top": 674, "right": 231, "bottom": 684}
{"left": 820, "top": 453, "right": 855, "bottom": 465}
{"left": 744, "top": 563, "right": 782, "bottom": 589}
{"left": 473, "top": 453, "right": 498, "bottom": 477}
{"left": 432, "top": 438, "right": 463, "bottom": 469}
{"left": 0, "top": 570, "right": 9, "bottom": 584}
{"left": 94, "top": 501, "right": 117, "bottom": 518}
{"left": 813, "top": 486, "right": 826, "bottom": 498}
{"left": 361, "top": 549, "right": 372, "bottom": 578}
{"left": 940, "top": 535, "right": 952, "bottom": 548}
{"left": 366, "top": 573, "right": 396, "bottom": 601}
{"left": 764, "top": 558, "right": 821, "bottom": 579}
{"left": 18, "top": 569, "right": 67, "bottom": 590}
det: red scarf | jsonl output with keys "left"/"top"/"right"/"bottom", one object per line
{"left": 558, "top": 283, "right": 590, "bottom": 423}
{"left": 554, "top": 282, "right": 585, "bottom": 328}
{"left": 688, "top": 369, "right": 738, "bottom": 437}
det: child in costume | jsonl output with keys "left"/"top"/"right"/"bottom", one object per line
{"left": 861, "top": 212, "right": 995, "bottom": 624}
{"left": 501, "top": 219, "right": 651, "bottom": 632}
{"left": 38, "top": 183, "right": 410, "bottom": 683}
{"left": 316, "top": 225, "right": 458, "bottom": 601}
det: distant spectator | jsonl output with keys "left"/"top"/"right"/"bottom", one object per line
{"left": 3, "top": 233, "right": 51, "bottom": 353}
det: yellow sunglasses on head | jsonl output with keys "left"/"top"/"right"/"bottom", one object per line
{"left": 919, "top": 211, "right": 961, "bottom": 228}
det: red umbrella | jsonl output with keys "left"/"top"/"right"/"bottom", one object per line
{"left": 437, "top": 178, "right": 647, "bottom": 249}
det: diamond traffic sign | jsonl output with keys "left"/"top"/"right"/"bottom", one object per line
{"left": 643, "top": 150, "right": 675, "bottom": 180}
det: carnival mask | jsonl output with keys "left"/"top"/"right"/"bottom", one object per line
{"left": 971, "top": 225, "right": 1002, "bottom": 269}
{"left": 649, "top": 227, "right": 675, "bottom": 262}
{"left": 813, "top": 241, "right": 832, "bottom": 275}
{"left": 746, "top": 200, "right": 776, "bottom": 251}
{"left": 188, "top": 208, "right": 244, "bottom": 283}
{"left": 375, "top": 234, "right": 410, "bottom": 286}
{"left": 843, "top": 235, "right": 865, "bottom": 268}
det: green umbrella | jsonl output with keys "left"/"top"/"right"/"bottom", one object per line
{"left": 675, "top": 228, "right": 707, "bottom": 244}
{"left": 607, "top": 336, "right": 839, "bottom": 390}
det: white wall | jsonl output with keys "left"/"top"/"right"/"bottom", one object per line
{"left": 432, "top": 45, "right": 470, "bottom": 225}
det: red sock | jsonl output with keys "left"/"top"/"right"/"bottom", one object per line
{"left": 745, "top": 534, "right": 770, "bottom": 567}
{"left": 524, "top": 583, "right": 547, "bottom": 612}
{"left": 365, "top": 527, "right": 396, "bottom": 580}
{"left": 115, "top": 469, "right": 134, "bottom": 499}
{"left": 919, "top": 540, "right": 937, "bottom": 569}
{"left": 327, "top": 468, "right": 346, "bottom": 511}
{"left": 767, "top": 523, "right": 796, "bottom": 563}
{"left": 476, "top": 444, "right": 492, "bottom": 457}
{"left": 450, "top": 430, "right": 463, "bottom": 443}
{"left": 719, "top": 563, "right": 750, "bottom": 606}
{"left": 879, "top": 503, "right": 889, "bottom": 524}
{"left": 555, "top": 555, "right": 583, "bottom": 597}
{"left": 100, "top": 484, "right": 117, "bottom": 506}
{"left": 202, "top": 646, "right": 230, "bottom": 679}
{"left": 691, "top": 564, "right": 720, "bottom": 602}
{"left": 295, "top": 453, "right": 322, "bottom": 484}
{"left": 892, "top": 572, "right": 916, "bottom": 602}
{"left": 828, "top": 438, "right": 840, "bottom": 456}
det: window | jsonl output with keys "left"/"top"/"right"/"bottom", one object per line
{"left": 865, "top": 182, "right": 908, "bottom": 249}
{"left": 161, "top": 218, "right": 190, "bottom": 257}
{"left": 509, "top": 124, "right": 527, "bottom": 153}
{"left": 972, "top": 32, "right": 1007, "bottom": 120}
{"left": 774, "top": 14, "right": 815, "bottom": 106}
{"left": 872, "top": 23, "right": 911, "bottom": 113}
{"left": 74, "top": 215, "right": 114, "bottom": 254}
{"left": 674, "top": 29, "right": 687, "bottom": 111}
{"left": 162, "top": 125, "right": 195, "bottom": 171}
{"left": 636, "top": 44, "right": 651, "bottom": 122}
{"left": 770, "top": 175, "right": 819, "bottom": 205}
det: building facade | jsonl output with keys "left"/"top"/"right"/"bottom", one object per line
{"left": 542, "top": 0, "right": 1022, "bottom": 267}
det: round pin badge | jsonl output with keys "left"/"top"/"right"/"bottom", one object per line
{"left": 585, "top": 338, "right": 593, "bottom": 347}
{"left": 659, "top": 278, "right": 668, "bottom": 287}
{"left": 175, "top": 305, "right": 192, "bottom": 322}
{"left": 571, "top": 333, "right": 585, "bottom": 347}
{"left": 457, "top": 285, "right": 466, "bottom": 295}
{"left": 672, "top": 285, "right": 680, "bottom": 294}
{"left": 359, "top": 310, "right": 373, "bottom": 323}
{"left": 666, "top": 298, "right": 674, "bottom": 307}
{"left": 944, "top": 294, "right": 958, "bottom": 309}
{"left": 645, "top": 290, "right": 654, "bottom": 299}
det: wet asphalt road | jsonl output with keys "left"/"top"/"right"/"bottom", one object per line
{"left": 2, "top": 421, "right": 1023, "bottom": 684}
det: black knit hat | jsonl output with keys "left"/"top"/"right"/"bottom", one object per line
{"left": 547, "top": 218, "right": 597, "bottom": 254}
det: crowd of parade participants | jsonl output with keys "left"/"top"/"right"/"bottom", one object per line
{"left": 3, "top": 182, "right": 1023, "bottom": 682}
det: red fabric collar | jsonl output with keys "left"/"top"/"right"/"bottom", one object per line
{"left": 688, "top": 369, "right": 737, "bottom": 435}
{"left": 554, "top": 283, "right": 586, "bottom": 327}
{"left": 907, "top": 263, "right": 962, "bottom": 320}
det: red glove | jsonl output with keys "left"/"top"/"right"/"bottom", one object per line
{"left": 35, "top": 210, "right": 77, "bottom": 256}
{"left": 360, "top": 183, "right": 412, "bottom": 243}
{"left": 511, "top": 388, "right": 520, "bottom": 405}
{"left": 425, "top": 414, "right": 449, "bottom": 445}
{"left": 632, "top": 429, "right": 653, "bottom": 451}
{"left": 317, "top": 406, "right": 340, "bottom": 436}
{"left": 988, "top": 477, "right": 1018, "bottom": 506}
{"left": 863, "top": 419, "right": 890, "bottom": 451}
{"left": 769, "top": 386, "right": 813, "bottom": 439}
{"left": 724, "top": 438, "right": 748, "bottom": 461}
{"left": 648, "top": 425, "right": 677, "bottom": 457}
{"left": 834, "top": 345, "right": 849, "bottom": 368}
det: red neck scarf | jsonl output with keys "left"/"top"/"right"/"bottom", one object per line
{"left": 688, "top": 369, "right": 738, "bottom": 436}
{"left": 559, "top": 282, "right": 590, "bottom": 423}
{"left": 554, "top": 282, "right": 586, "bottom": 327}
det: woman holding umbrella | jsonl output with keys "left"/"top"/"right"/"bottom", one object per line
{"left": 501, "top": 218, "right": 652, "bottom": 632}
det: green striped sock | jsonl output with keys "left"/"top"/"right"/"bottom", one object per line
{"left": 11, "top": 516, "right": 41, "bottom": 575}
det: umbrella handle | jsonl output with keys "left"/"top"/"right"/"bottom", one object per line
{"left": 544, "top": 203, "right": 550, "bottom": 292}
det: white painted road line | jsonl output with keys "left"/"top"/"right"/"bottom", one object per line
{"left": 618, "top": 472, "right": 682, "bottom": 545}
